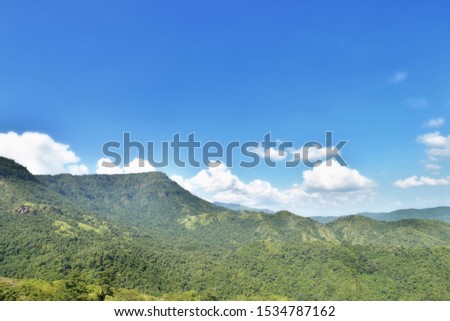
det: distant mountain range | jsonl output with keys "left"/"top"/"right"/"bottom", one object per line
{"left": 312, "top": 207, "right": 450, "bottom": 224}
{"left": 213, "top": 201, "right": 274, "bottom": 213}
{"left": 213, "top": 200, "right": 450, "bottom": 224}
{"left": 0, "top": 156, "right": 449, "bottom": 301}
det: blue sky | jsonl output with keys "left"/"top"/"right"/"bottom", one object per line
{"left": 1, "top": 1, "right": 450, "bottom": 215}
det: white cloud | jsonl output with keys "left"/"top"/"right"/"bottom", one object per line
{"left": 302, "top": 161, "right": 376, "bottom": 192}
{"left": 424, "top": 117, "right": 444, "bottom": 128}
{"left": 388, "top": 71, "right": 408, "bottom": 84}
{"left": 406, "top": 97, "right": 428, "bottom": 109}
{"left": 417, "top": 132, "right": 450, "bottom": 158}
{"left": 96, "top": 157, "right": 155, "bottom": 174}
{"left": 0, "top": 131, "right": 88, "bottom": 175}
{"left": 171, "top": 162, "right": 375, "bottom": 214}
{"left": 67, "top": 164, "right": 89, "bottom": 175}
{"left": 394, "top": 175, "right": 450, "bottom": 188}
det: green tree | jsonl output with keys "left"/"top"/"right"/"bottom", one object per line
{"left": 60, "top": 270, "right": 89, "bottom": 301}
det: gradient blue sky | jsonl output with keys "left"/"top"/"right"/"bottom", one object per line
{"left": 1, "top": 1, "right": 450, "bottom": 215}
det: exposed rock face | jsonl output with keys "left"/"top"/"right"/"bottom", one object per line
{"left": 15, "top": 205, "right": 34, "bottom": 215}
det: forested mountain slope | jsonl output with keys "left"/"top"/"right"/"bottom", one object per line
{"left": 1, "top": 157, "right": 449, "bottom": 300}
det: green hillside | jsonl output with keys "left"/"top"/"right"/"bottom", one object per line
{"left": 0, "top": 157, "right": 449, "bottom": 300}
{"left": 327, "top": 215, "right": 450, "bottom": 246}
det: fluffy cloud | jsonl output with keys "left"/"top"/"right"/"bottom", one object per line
{"left": 171, "top": 162, "right": 375, "bottom": 213}
{"left": 96, "top": 157, "right": 155, "bottom": 174}
{"left": 417, "top": 132, "right": 450, "bottom": 158}
{"left": 172, "top": 164, "right": 289, "bottom": 207}
{"left": 388, "top": 71, "right": 408, "bottom": 84}
{"left": 302, "top": 161, "right": 376, "bottom": 192}
{"left": 393, "top": 176, "right": 449, "bottom": 188}
{"left": 0, "top": 131, "right": 88, "bottom": 175}
{"left": 424, "top": 117, "right": 444, "bottom": 128}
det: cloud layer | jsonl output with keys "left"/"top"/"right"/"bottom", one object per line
{"left": 172, "top": 162, "right": 375, "bottom": 214}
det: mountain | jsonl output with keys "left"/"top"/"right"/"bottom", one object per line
{"left": 362, "top": 207, "right": 450, "bottom": 222}
{"left": 312, "top": 207, "right": 450, "bottom": 224}
{"left": 39, "top": 171, "right": 222, "bottom": 227}
{"left": 0, "top": 158, "right": 183, "bottom": 296}
{"left": 1, "top": 157, "right": 449, "bottom": 301}
{"left": 310, "top": 215, "right": 340, "bottom": 224}
{"left": 38, "top": 173, "right": 334, "bottom": 246}
{"left": 213, "top": 202, "right": 274, "bottom": 213}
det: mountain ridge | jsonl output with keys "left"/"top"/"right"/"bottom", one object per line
{"left": 312, "top": 206, "right": 450, "bottom": 224}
